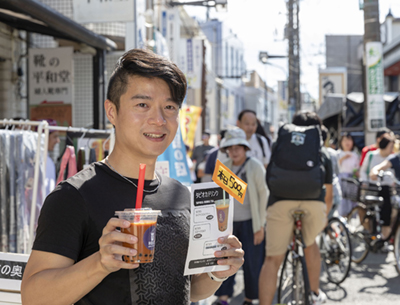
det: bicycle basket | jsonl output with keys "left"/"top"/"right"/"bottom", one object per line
{"left": 359, "top": 181, "right": 381, "bottom": 205}
{"left": 341, "top": 177, "right": 359, "bottom": 202}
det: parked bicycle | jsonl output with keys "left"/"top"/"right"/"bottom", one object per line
{"left": 277, "top": 210, "right": 312, "bottom": 305}
{"left": 342, "top": 174, "right": 400, "bottom": 273}
{"left": 319, "top": 215, "right": 352, "bottom": 285}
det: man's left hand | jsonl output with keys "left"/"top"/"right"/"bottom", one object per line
{"left": 211, "top": 235, "right": 244, "bottom": 279}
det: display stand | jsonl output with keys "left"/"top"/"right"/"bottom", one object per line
{"left": 0, "top": 119, "right": 113, "bottom": 304}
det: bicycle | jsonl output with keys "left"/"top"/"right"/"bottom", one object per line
{"left": 318, "top": 216, "right": 352, "bottom": 284}
{"left": 342, "top": 175, "right": 400, "bottom": 273}
{"left": 277, "top": 210, "right": 313, "bottom": 305}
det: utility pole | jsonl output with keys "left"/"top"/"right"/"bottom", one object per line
{"left": 363, "top": 0, "right": 386, "bottom": 145}
{"left": 287, "top": 0, "right": 301, "bottom": 113}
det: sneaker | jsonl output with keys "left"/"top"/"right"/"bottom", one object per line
{"left": 311, "top": 290, "right": 327, "bottom": 305}
{"left": 211, "top": 300, "right": 229, "bottom": 305}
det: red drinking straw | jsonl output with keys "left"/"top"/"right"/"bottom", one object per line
{"left": 136, "top": 163, "right": 146, "bottom": 209}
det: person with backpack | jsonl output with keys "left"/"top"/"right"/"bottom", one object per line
{"left": 236, "top": 110, "right": 270, "bottom": 168}
{"left": 259, "top": 111, "right": 333, "bottom": 305}
{"left": 212, "top": 128, "right": 268, "bottom": 305}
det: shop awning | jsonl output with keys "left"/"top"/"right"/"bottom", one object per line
{"left": 318, "top": 92, "right": 400, "bottom": 120}
{"left": 317, "top": 93, "right": 345, "bottom": 120}
{"left": 0, "top": 0, "right": 116, "bottom": 51}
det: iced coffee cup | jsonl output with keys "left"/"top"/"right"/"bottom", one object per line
{"left": 115, "top": 208, "right": 161, "bottom": 263}
{"left": 215, "top": 199, "right": 229, "bottom": 232}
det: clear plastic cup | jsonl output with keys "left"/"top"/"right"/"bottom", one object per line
{"left": 215, "top": 199, "right": 229, "bottom": 232}
{"left": 115, "top": 208, "right": 161, "bottom": 263}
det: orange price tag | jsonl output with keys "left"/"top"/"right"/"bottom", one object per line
{"left": 212, "top": 159, "right": 248, "bottom": 204}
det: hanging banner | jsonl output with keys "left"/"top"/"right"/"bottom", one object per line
{"left": 28, "top": 47, "right": 73, "bottom": 105}
{"left": 72, "top": 0, "right": 134, "bottom": 23}
{"left": 157, "top": 126, "right": 192, "bottom": 186}
{"left": 180, "top": 105, "right": 202, "bottom": 150}
{"left": 365, "top": 41, "right": 386, "bottom": 131}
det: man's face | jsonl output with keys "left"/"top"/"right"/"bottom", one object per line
{"left": 48, "top": 131, "right": 60, "bottom": 152}
{"left": 106, "top": 75, "right": 180, "bottom": 161}
{"left": 237, "top": 112, "right": 257, "bottom": 140}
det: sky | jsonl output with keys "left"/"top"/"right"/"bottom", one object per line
{"left": 185, "top": 0, "right": 400, "bottom": 101}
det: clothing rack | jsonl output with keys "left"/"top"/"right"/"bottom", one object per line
{"left": 0, "top": 119, "right": 113, "bottom": 253}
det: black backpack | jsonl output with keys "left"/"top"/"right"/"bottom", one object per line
{"left": 266, "top": 123, "right": 325, "bottom": 199}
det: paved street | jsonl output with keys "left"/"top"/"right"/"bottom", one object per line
{"left": 201, "top": 251, "right": 400, "bottom": 305}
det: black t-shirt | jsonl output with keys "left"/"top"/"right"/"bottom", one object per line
{"left": 33, "top": 162, "right": 191, "bottom": 304}
{"left": 268, "top": 148, "right": 333, "bottom": 207}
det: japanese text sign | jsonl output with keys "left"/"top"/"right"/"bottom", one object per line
{"left": 212, "top": 160, "right": 247, "bottom": 204}
{"left": 28, "top": 47, "right": 73, "bottom": 105}
{"left": 0, "top": 252, "right": 29, "bottom": 292}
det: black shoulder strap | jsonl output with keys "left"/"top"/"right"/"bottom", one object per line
{"left": 235, "top": 157, "right": 250, "bottom": 176}
{"left": 256, "top": 134, "right": 266, "bottom": 157}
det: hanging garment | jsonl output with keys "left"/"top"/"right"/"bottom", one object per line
{"left": 0, "top": 132, "right": 8, "bottom": 252}
{"left": 77, "top": 147, "right": 86, "bottom": 172}
{"left": 57, "top": 146, "right": 77, "bottom": 185}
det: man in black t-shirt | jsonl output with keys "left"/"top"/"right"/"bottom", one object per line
{"left": 21, "top": 49, "right": 244, "bottom": 305}
{"left": 259, "top": 111, "right": 333, "bottom": 305}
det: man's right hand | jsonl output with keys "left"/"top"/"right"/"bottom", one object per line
{"left": 98, "top": 218, "right": 140, "bottom": 273}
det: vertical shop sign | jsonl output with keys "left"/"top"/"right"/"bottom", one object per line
{"left": 28, "top": 47, "right": 73, "bottom": 105}
{"left": 166, "top": 7, "right": 181, "bottom": 63}
{"left": 365, "top": 41, "right": 386, "bottom": 131}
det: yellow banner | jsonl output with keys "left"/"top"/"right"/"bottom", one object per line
{"left": 180, "top": 105, "right": 202, "bottom": 150}
{"left": 212, "top": 159, "right": 248, "bottom": 204}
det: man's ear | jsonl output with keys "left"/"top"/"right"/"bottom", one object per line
{"left": 105, "top": 99, "right": 117, "bottom": 126}
{"left": 236, "top": 119, "right": 240, "bottom": 127}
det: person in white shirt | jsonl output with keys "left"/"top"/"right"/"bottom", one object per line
{"left": 337, "top": 133, "right": 359, "bottom": 216}
{"left": 359, "top": 133, "right": 395, "bottom": 239}
{"left": 236, "top": 110, "right": 270, "bottom": 168}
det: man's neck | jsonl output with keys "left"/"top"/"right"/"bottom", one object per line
{"left": 106, "top": 149, "right": 157, "bottom": 180}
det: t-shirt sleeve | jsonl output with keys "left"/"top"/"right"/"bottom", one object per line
{"left": 33, "top": 182, "right": 89, "bottom": 262}
{"left": 388, "top": 155, "right": 400, "bottom": 181}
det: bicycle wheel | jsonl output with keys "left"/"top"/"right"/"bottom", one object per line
{"left": 278, "top": 251, "right": 311, "bottom": 305}
{"left": 346, "top": 206, "right": 371, "bottom": 263}
{"left": 395, "top": 224, "right": 400, "bottom": 274}
{"left": 319, "top": 217, "right": 352, "bottom": 284}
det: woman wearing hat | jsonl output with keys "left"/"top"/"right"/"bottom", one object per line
{"left": 213, "top": 128, "right": 268, "bottom": 305}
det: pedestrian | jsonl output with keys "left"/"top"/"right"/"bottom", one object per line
{"left": 236, "top": 110, "right": 270, "bottom": 168}
{"left": 337, "top": 133, "right": 359, "bottom": 216}
{"left": 21, "top": 48, "right": 244, "bottom": 305}
{"left": 259, "top": 111, "right": 333, "bottom": 305}
{"left": 204, "top": 129, "right": 228, "bottom": 177}
{"left": 213, "top": 128, "right": 268, "bottom": 305}
{"left": 192, "top": 130, "right": 214, "bottom": 182}
{"left": 359, "top": 132, "right": 396, "bottom": 241}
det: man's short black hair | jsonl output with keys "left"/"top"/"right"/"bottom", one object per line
{"left": 107, "top": 48, "right": 187, "bottom": 112}
{"left": 376, "top": 127, "right": 392, "bottom": 140}
{"left": 292, "top": 111, "right": 322, "bottom": 127}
